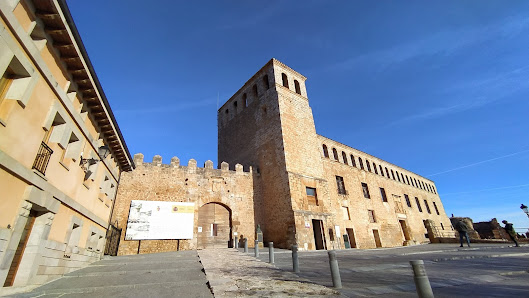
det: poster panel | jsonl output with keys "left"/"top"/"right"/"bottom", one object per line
{"left": 124, "top": 200, "right": 195, "bottom": 240}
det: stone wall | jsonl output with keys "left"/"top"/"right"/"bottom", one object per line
{"left": 111, "top": 154, "right": 258, "bottom": 255}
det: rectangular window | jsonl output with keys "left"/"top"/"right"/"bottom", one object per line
{"left": 343, "top": 207, "right": 351, "bottom": 220}
{"left": 361, "top": 183, "right": 370, "bottom": 199}
{"left": 350, "top": 154, "right": 356, "bottom": 167}
{"left": 391, "top": 170, "right": 395, "bottom": 180}
{"left": 366, "top": 160, "right": 371, "bottom": 172}
{"left": 368, "top": 210, "right": 376, "bottom": 223}
{"left": 359, "top": 158, "right": 364, "bottom": 170}
{"left": 404, "top": 194, "right": 411, "bottom": 207}
{"left": 424, "top": 200, "right": 431, "bottom": 214}
{"left": 336, "top": 176, "right": 346, "bottom": 195}
{"left": 0, "top": 67, "right": 14, "bottom": 107}
{"left": 380, "top": 187, "right": 387, "bottom": 202}
{"left": 306, "top": 187, "right": 318, "bottom": 206}
{"left": 380, "top": 165, "right": 384, "bottom": 177}
{"left": 415, "top": 197, "right": 423, "bottom": 212}
{"left": 433, "top": 202, "right": 440, "bottom": 215}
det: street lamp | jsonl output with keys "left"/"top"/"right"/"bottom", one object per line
{"left": 521, "top": 204, "right": 529, "bottom": 219}
{"left": 79, "top": 145, "right": 110, "bottom": 169}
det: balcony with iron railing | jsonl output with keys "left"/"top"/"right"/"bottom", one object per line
{"left": 32, "top": 142, "right": 53, "bottom": 175}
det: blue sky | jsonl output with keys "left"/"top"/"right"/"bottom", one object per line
{"left": 67, "top": 1, "right": 529, "bottom": 232}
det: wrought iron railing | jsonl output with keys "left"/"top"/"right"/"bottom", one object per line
{"left": 32, "top": 142, "right": 53, "bottom": 175}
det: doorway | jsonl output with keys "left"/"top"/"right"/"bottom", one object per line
{"left": 3, "top": 210, "right": 37, "bottom": 287}
{"left": 346, "top": 228, "right": 357, "bottom": 248}
{"left": 372, "top": 229, "right": 382, "bottom": 248}
{"left": 197, "top": 203, "right": 231, "bottom": 249}
{"left": 399, "top": 220, "right": 411, "bottom": 242}
{"left": 312, "top": 219, "right": 326, "bottom": 250}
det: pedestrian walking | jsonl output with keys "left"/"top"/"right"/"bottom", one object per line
{"left": 454, "top": 219, "right": 471, "bottom": 247}
{"left": 502, "top": 220, "right": 520, "bottom": 247}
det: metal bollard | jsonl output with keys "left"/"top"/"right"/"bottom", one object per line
{"left": 292, "top": 245, "right": 299, "bottom": 273}
{"left": 269, "top": 242, "right": 274, "bottom": 263}
{"left": 244, "top": 238, "right": 248, "bottom": 253}
{"left": 235, "top": 236, "right": 239, "bottom": 249}
{"left": 328, "top": 250, "right": 342, "bottom": 288}
{"left": 410, "top": 260, "right": 434, "bottom": 298}
{"left": 254, "top": 240, "right": 260, "bottom": 257}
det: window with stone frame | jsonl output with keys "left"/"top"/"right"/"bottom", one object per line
{"left": 368, "top": 210, "right": 376, "bottom": 223}
{"left": 433, "top": 202, "right": 440, "bottom": 215}
{"left": 336, "top": 176, "right": 346, "bottom": 195}
{"left": 373, "top": 162, "right": 378, "bottom": 174}
{"left": 424, "top": 200, "right": 431, "bottom": 214}
{"left": 366, "top": 160, "right": 371, "bottom": 172}
{"left": 404, "top": 194, "right": 412, "bottom": 207}
{"left": 361, "top": 182, "right": 370, "bottom": 199}
{"left": 306, "top": 187, "right": 318, "bottom": 206}
{"left": 359, "top": 157, "right": 364, "bottom": 170}
{"left": 415, "top": 197, "right": 423, "bottom": 212}
{"left": 396, "top": 171, "right": 401, "bottom": 182}
{"left": 379, "top": 164, "right": 384, "bottom": 177}
{"left": 391, "top": 170, "right": 396, "bottom": 180}
{"left": 380, "top": 187, "right": 388, "bottom": 202}
{"left": 385, "top": 167, "right": 390, "bottom": 178}
{"left": 342, "top": 151, "right": 348, "bottom": 165}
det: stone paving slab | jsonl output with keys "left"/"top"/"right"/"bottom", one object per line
{"left": 6, "top": 250, "right": 213, "bottom": 298}
{"left": 198, "top": 248, "right": 341, "bottom": 297}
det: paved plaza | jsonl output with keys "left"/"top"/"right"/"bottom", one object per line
{"left": 3, "top": 243, "right": 528, "bottom": 297}
{"left": 249, "top": 243, "right": 529, "bottom": 297}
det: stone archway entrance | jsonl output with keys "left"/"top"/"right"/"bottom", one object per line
{"left": 197, "top": 203, "right": 232, "bottom": 249}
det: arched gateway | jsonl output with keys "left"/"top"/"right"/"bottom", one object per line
{"left": 197, "top": 203, "right": 232, "bottom": 249}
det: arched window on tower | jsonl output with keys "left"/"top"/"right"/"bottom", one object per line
{"left": 253, "top": 84, "right": 258, "bottom": 98}
{"left": 342, "top": 151, "right": 348, "bottom": 165}
{"left": 322, "top": 144, "right": 329, "bottom": 158}
{"left": 373, "top": 162, "right": 378, "bottom": 174}
{"left": 358, "top": 157, "right": 364, "bottom": 170}
{"left": 294, "top": 80, "right": 301, "bottom": 94}
{"left": 242, "top": 93, "right": 247, "bottom": 107}
{"left": 332, "top": 148, "right": 339, "bottom": 161}
{"left": 263, "top": 75, "right": 270, "bottom": 89}
{"left": 379, "top": 165, "right": 384, "bottom": 177}
{"left": 366, "top": 160, "right": 371, "bottom": 172}
{"left": 233, "top": 100, "right": 238, "bottom": 112}
{"left": 282, "top": 73, "right": 289, "bottom": 88}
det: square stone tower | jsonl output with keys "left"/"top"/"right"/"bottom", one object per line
{"left": 218, "top": 59, "right": 329, "bottom": 248}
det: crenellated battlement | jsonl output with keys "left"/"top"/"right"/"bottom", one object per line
{"left": 132, "top": 153, "right": 256, "bottom": 175}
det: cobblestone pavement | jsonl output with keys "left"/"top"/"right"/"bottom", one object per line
{"left": 198, "top": 249, "right": 340, "bottom": 297}
{"left": 246, "top": 243, "right": 529, "bottom": 297}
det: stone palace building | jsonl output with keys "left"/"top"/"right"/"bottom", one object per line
{"left": 112, "top": 59, "right": 455, "bottom": 255}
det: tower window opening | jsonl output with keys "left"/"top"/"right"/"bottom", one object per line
{"left": 342, "top": 151, "right": 348, "bottom": 165}
{"left": 350, "top": 154, "right": 356, "bottom": 167}
{"left": 253, "top": 84, "right": 258, "bottom": 98}
{"left": 263, "top": 75, "right": 270, "bottom": 89}
{"left": 242, "top": 93, "right": 247, "bottom": 107}
{"left": 294, "top": 80, "right": 301, "bottom": 94}
{"left": 282, "top": 73, "right": 289, "bottom": 88}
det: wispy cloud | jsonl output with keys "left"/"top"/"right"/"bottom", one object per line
{"left": 329, "top": 14, "right": 529, "bottom": 72}
{"left": 427, "top": 149, "right": 529, "bottom": 177}
{"left": 389, "top": 64, "right": 529, "bottom": 126}
{"left": 440, "top": 183, "right": 529, "bottom": 196}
